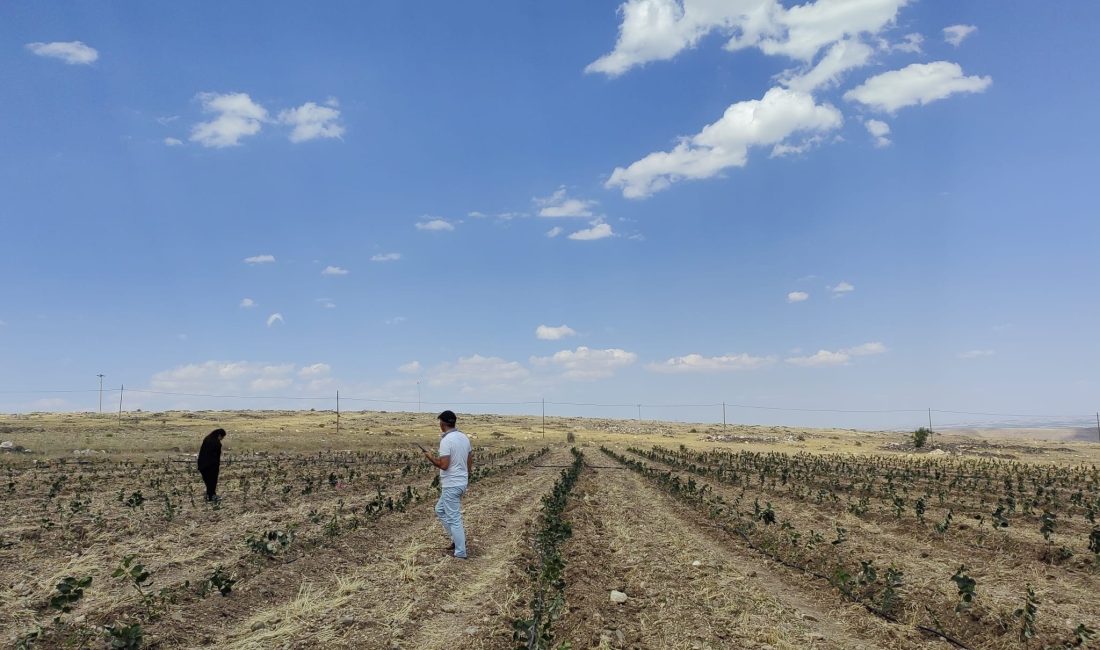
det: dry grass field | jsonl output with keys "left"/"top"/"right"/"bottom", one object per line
{"left": 1, "top": 410, "right": 1098, "bottom": 649}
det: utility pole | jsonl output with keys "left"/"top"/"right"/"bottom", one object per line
{"left": 541, "top": 397, "right": 545, "bottom": 440}
{"left": 1095, "top": 412, "right": 1099, "bottom": 443}
{"left": 928, "top": 408, "right": 933, "bottom": 448}
{"left": 336, "top": 390, "right": 340, "bottom": 435}
{"left": 416, "top": 380, "right": 421, "bottom": 413}
{"left": 118, "top": 385, "right": 124, "bottom": 425}
{"left": 722, "top": 402, "right": 726, "bottom": 428}
{"left": 97, "top": 374, "right": 104, "bottom": 414}
{"left": 637, "top": 404, "right": 642, "bottom": 423}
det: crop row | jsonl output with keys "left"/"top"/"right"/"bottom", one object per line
{"left": 602, "top": 446, "right": 1096, "bottom": 650}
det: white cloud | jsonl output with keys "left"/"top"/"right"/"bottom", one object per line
{"left": 321, "top": 266, "right": 348, "bottom": 276}
{"left": 150, "top": 361, "right": 299, "bottom": 394}
{"left": 190, "top": 92, "right": 269, "bottom": 148}
{"left": 416, "top": 218, "right": 455, "bottom": 232}
{"left": 25, "top": 41, "right": 98, "bottom": 65}
{"left": 244, "top": 254, "right": 275, "bottom": 265}
{"left": 889, "top": 32, "right": 923, "bottom": 53}
{"left": 786, "top": 341, "right": 886, "bottom": 367}
{"left": 398, "top": 361, "right": 422, "bottom": 375}
{"left": 164, "top": 137, "right": 183, "bottom": 147}
{"left": 648, "top": 353, "right": 775, "bottom": 373}
{"left": 298, "top": 363, "right": 331, "bottom": 379}
{"left": 535, "top": 187, "right": 598, "bottom": 218}
{"left": 546, "top": 226, "right": 564, "bottom": 238}
{"left": 536, "top": 324, "right": 577, "bottom": 341}
{"left": 780, "top": 38, "right": 874, "bottom": 93}
{"left": 240, "top": 298, "right": 256, "bottom": 308}
{"left": 316, "top": 298, "right": 336, "bottom": 309}
{"left": 829, "top": 281, "right": 855, "bottom": 295}
{"left": 429, "top": 354, "right": 530, "bottom": 387}
{"left": 531, "top": 346, "right": 637, "bottom": 380}
{"left": 943, "top": 24, "right": 977, "bottom": 47}
{"left": 770, "top": 134, "right": 827, "bottom": 158}
{"left": 385, "top": 316, "right": 407, "bottom": 325}
{"left": 844, "top": 61, "right": 992, "bottom": 113}
{"left": 370, "top": 253, "right": 401, "bottom": 262}
{"left": 568, "top": 222, "right": 615, "bottom": 241}
{"left": 606, "top": 87, "right": 842, "bottom": 198}
{"left": 467, "top": 211, "right": 488, "bottom": 218}
{"left": 585, "top": 0, "right": 908, "bottom": 76}
{"left": 156, "top": 116, "right": 180, "bottom": 126}
{"left": 267, "top": 313, "right": 284, "bottom": 327}
{"left": 864, "top": 119, "right": 891, "bottom": 147}
{"left": 278, "top": 100, "right": 345, "bottom": 143}
{"left": 787, "top": 291, "right": 809, "bottom": 303}
{"left": 958, "top": 349, "right": 994, "bottom": 359}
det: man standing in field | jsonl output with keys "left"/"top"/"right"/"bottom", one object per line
{"left": 421, "top": 410, "right": 472, "bottom": 559}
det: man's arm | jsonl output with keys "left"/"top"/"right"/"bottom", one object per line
{"left": 467, "top": 451, "right": 472, "bottom": 473}
{"left": 423, "top": 450, "right": 451, "bottom": 470}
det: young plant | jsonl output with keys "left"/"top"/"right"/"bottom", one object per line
{"left": 200, "top": 566, "right": 236, "bottom": 597}
{"left": 49, "top": 576, "right": 93, "bottom": 614}
{"left": 1012, "top": 584, "right": 1039, "bottom": 644}
{"left": 112, "top": 555, "right": 152, "bottom": 601}
{"left": 103, "top": 622, "right": 143, "bottom": 649}
{"left": 246, "top": 529, "right": 294, "bottom": 557}
{"left": 951, "top": 565, "right": 976, "bottom": 613}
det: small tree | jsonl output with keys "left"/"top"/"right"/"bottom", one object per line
{"left": 913, "top": 427, "right": 931, "bottom": 448}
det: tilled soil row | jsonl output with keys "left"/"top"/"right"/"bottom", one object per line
{"left": 551, "top": 459, "right": 930, "bottom": 650}
{"left": 622, "top": 447, "right": 1100, "bottom": 648}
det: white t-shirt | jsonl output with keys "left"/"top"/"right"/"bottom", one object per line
{"left": 438, "top": 429, "right": 471, "bottom": 488}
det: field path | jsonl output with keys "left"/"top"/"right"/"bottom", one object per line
{"left": 552, "top": 457, "right": 939, "bottom": 650}
{"left": 207, "top": 446, "right": 574, "bottom": 649}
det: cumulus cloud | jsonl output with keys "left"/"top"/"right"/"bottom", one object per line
{"left": 786, "top": 341, "right": 886, "bottom": 367}
{"left": 648, "top": 353, "right": 775, "bottom": 373}
{"left": 164, "top": 137, "right": 183, "bottom": 147}
{"left": 398, "top": 361, "right": 422, "bottom": 375}
{"left": 316, "top": 298, "right": 336, "bottom": 309}
{"left": 370, "top": 253, "right": 401, "bottom": 262}
{"left": 416, "top": 218, "right": 455, "bottom": 232}
{"left": 943, "top": 24, "right": 977, "bottom": 47}
{"left": 780, "top": 38, "right": 874, "bottom": 93}
{"left": 958, "top": 349, "right": 994, "bottom": 359}
{"left": 150, "top": 360, "right": 301, "bottom": 395}
{"left": 429, "top": 354, "right": 530, "bottom": 388}
{"left": 829, "top": 281, "right": 855, "bottom": 295}
{"left": 546, "top": 226, "right": 564, "bottom": 238}
{"left": 190, "top": 92, "right": 269, "bottom": 148}
{"left": 889, "top": 32, "right": 923, "bottom": 53}
{"left": 25, "top": 41, "right": 99, "bottom": 64}
{"left": 278, "top": 99, "right": 345, "bottom": 143}
{"left": 239, "top": 298, "right": 256, "bottom": 308}
{"left": 266, "top": 313, "right": 284, "bottom": 327}
{"left": 535, "top": 187, "right": 598, "bottom": 218}
{"left": 536, "top": 324, "right": 577, "bottom": 341}
{"left": 606, "top": 87, "right": 842, "bottom": 198}
{"left": 787, "top": 291, "right": 809, "bottom": 303}
{"left": 244, "top": 254, "right": 275, "bottom": 265}
{"left": 568, "top": 222, "right": 615, "bottom": 241}
{"left": 297, "top": 363, "right": 331, "bottom": 378}
{"left": 865, "top": 119, "right": 891, "bottom": 147}
{"left": 844, "top": 61, "right": 992, "bottom": 113}
{"left": 531, "top": 346, "right": 637, "bottom": 380}
{"left": 586, "top": 0, "right": 908, "bottom": 76}
{"left": 321, "top": 266, "right": 348, "bottom": 276}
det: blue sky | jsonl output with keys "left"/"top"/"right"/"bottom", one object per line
{"left": 2, "top": 1, "right": 1098, "bottom": 428}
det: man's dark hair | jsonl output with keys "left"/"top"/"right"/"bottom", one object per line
{"left": 437, "top": 410, "right": 457, "bottom": 427}
{"left": 213, "top": 428, "right": 226, "bottom": 438}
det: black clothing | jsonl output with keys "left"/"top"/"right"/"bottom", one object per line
{"left": 197, "top": 429, "right": 225, "bottom": 500}
{"left": 200, "top": 465, "right": 219, "bottom": 500}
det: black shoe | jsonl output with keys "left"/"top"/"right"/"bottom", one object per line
{"left": 448, "top": 542, "right": 456, "bottom": 551}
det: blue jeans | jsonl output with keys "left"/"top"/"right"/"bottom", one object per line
{"left": 435, "top": 485, "right": 468, "bottom": 558}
